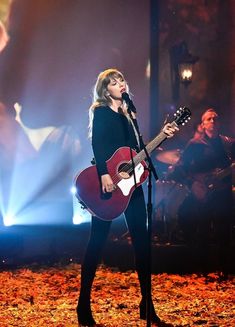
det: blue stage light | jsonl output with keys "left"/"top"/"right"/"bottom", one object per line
{"left": 3, "top": 214, "right": 15, "bottom": 226}
{"left": 70, "top": 186, "right": 77, "bottom": 195}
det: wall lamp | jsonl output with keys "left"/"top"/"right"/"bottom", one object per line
{"left": 170, "top": 41, "right": 199, "bottom": 101}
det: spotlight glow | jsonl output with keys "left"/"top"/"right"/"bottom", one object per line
{"left": 70, "top": 186, "right": 77, "bottom": 195}
{"left": 72, "top": 213, "right": 84, "bottom": 225}
{"left": 3, "top": 214, "right": 15, "bottom": 227}
{"left": 72, "top": 195, "right": 90, "bottom": 224}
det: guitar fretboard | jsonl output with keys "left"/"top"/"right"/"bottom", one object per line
{"left": 133, "top": 131, "right": 167, "bottom": 167}
{"left": 131, "top": 121, "right": 178, "bottom": 168}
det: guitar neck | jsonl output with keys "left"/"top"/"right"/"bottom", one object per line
{"left": 215, "top": 162, "right": 235, "bottom": 180}
{"left": 133, "top": 130, "right": 167, "bottom": 166}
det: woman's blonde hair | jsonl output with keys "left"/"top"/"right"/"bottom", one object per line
{"left": 88, "top": 68, "right": 129, "bottom": 138}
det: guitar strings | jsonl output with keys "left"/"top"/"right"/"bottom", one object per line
{"left": 103, "top": 109, "right": 190, "bottom": 189}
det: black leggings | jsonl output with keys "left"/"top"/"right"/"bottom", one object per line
{"left": 78, "top": 186, "right": 149, "bottom": 306}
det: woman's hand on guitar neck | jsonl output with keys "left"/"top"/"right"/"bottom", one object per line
{"left": 162, "top": 123, "right": 179, "bottom": 138}
{"left": 101, "top": 174, "right": 116, "bottom": 193}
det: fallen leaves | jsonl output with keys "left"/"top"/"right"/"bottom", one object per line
{"left": 0, "top": 264, "right": 234, "bottom": 326}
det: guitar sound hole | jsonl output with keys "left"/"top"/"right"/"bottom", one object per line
{"left": 101, "top": 192, "right": 112, "bottom": 200}
{"left": 118, "top": 163, "right": 134, "bottom": 179}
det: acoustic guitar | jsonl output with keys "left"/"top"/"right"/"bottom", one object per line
{"left": 74, "top": 107, "right": 191, "bottom": 220}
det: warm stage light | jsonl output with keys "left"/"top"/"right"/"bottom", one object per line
{"left": 178, "top": 63, "right": 193, "bottom": 86}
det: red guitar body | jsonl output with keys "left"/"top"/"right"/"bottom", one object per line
{"left": 74, "top": 147, "right": 149, "bottom": 221}
{"left": 74, "top": 107, "right": 191, "bottom": 221}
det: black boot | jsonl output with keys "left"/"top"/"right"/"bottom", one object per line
{"left": 77, "top": 301, "right": 96, "bottom": 327}
{"left": 77, "top": 303, "right": 105, "bottom": 327}
{"left": 139, "top": 298, "right": 174, "bottom": 327}
{"left": 139, "top": 298, "right": 161, "bottom": 323}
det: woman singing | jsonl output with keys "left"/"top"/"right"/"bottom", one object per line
{"left": 77, "top": 68, "right": 177, "bottom": 327}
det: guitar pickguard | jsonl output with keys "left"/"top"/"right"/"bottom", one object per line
{"left": 117, "top": 163, "right": 144, "bottom": 196}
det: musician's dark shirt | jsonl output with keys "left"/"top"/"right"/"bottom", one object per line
{"left": 174, "top": 133, "right": 235, "bottom": 196}
{"left": 92, "top": 106, "right": 139, "bottom": 176}
{"left": 182, "top": 134, "right": 233, "bottom": 174}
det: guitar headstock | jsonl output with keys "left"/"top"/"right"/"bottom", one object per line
{"left": 173, "top": 107, "right": 191, "bottom": 126}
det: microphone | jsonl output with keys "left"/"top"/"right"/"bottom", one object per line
{"left": 121, "top": 92, "right": 136, "bottom": 113}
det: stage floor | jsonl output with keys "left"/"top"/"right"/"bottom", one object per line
{"left": 1, "top": 224, "right": 235, "bottom": 274}
{"left": 0, "top": 263, "right": 234, "bottom": 326}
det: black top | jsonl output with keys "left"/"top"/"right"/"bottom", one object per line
{"left": 182, "top": 134, "right": 234, "bottom": 175}
{"left": 92, "top": 106, "right": 139, "bottom": 176}
{"left": 171, "top": 133, "right": 235, "bottom": 195}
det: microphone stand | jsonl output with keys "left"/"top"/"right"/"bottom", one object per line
{"left": 127, "top": 108, "right": 158, "bottom": 327}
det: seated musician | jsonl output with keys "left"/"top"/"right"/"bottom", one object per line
{"left": 171, "top": 108, "right": 235, "bottom": 280}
